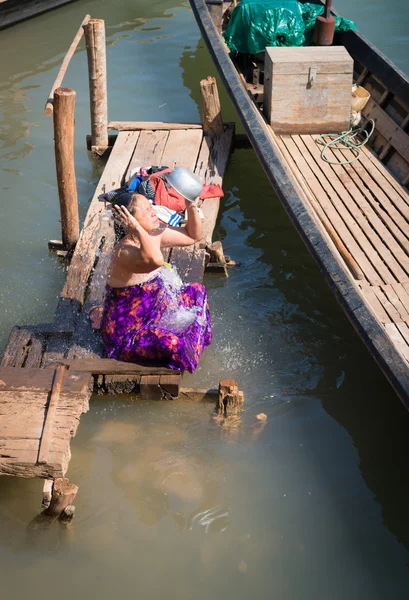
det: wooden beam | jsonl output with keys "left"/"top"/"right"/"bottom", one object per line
{"left": 108, "top": 121, "right": 202, "bottom": 131}
{"left": 200, "top": 76, "right": 224, "bottom": 137}
{"left": 37, "top": 365, "right": 66, "bottom": 465}
{"left": 53, "top": 87, "right": 79, "bottom": 250}
{"left": 44, "top": 14, "right": 90, "bottom": 116}
{"left": 50, "top": 358, "right": 176, "bottom": 375}
{"left": 363, "top": 98, "right": 409, "bottom": 162}
{"left": 84, "top": 19, "right": 108, "bottom": 149}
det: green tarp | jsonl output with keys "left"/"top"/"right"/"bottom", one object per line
{"left": 223, "top": 0, "right": 356, "bottom": 54}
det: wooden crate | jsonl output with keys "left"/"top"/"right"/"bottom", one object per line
{"left": 263, "top": 46, "right": 353, "bottom": 134}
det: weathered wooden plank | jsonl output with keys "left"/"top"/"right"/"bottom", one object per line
{"left": 1, "top": 327, "right": 32, "bottom": 368}
{"left": 363, "top": 98, "right": 409, "bottom": 162}
{"left": 61, "top": 130, "right": 140, "bottom": 305}
{"left": 51, "top": 358, "right": 175, "bottom": 375}
{"left": 126, "top": 129, "right": 169, "bottom": 181}
{"left": 23, "top": 335, "right": 43, "bottom": 369}
{"left": 161, "top": 129, "right": 203, "bottom": 170}
{"left": 108, "top": 121, "right": 202, "bottom": 131}
{"left": 325, "top": 143, "right": 409, "bottom": 255}
{"left": 385, "top": 323, "right": 409, "bottom": 362}
{"left": 279, "top": 135, "right": 384, "bottom": 285}
{"left": 381, "top": 285, "right": 409, "bottom": 322}
{"left": 361, "top": 144, "right": 409, "bottom": 200}
{"left": 359, "top": 282, "right": 391, "bottom": 324}
{"left": 298, "top": 134, "right": 409, "bottom": 281}
{"left": 0, "top": 367, "right": 91, "bottom": 394}
{"left": 37, "top": 366, "right": 66, "bottom": 464}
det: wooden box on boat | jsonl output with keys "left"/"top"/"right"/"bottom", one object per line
{"left": 263, "top": 46, "right": 353, "bottom": 134}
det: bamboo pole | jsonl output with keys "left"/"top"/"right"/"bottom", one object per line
{"left": 53, "top": 87, "right": 79, "bottom": 250}
{"left": 44, "top": 14, "right": 90, "bottom": 116}
{"left": 200, "top": 76, "right": 224, "bottom": 137}
{"left": 83, "top": 18, "right": 108, "bottom": 151}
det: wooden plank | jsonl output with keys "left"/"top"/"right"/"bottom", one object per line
{"left": 50, "top": 358, "right": 175, "bottom": 375}
{"left": 372, "top": 286, "right": 403, "bottom": 323}
{"left": 297, "top": 134, "right": 409, "bottom": 283}
{"left": 385, "top": 323, "right": 409, "bottom": 362}
{"left": 126, "top": 129, "right": 169, "bottom": 181}
{"left": 61, "top": 130, "right": 140, "bottom": 305}
{"left": 381, "top": 284, "right": 409, "bottom": 321}
{"left": 23, "top": 336, "right": 43, "bottom": 368}
{"left": 323, "top": 142, "right": 409, "bottom": 256}
{"left": 358, "top": 282, "right": 391, "bottom": 324}
{"left": 279, "top": 135, "right": 385, "bottom": 285}
{"left": 348, "top": 148, "right": 409, "bottom": 217}
{"left": 363, "top": 98, "right": 409, "bottom": 162}
{"left": 161, "top": 129, "right": 203, "bottom": 170}
{"left": 360, "top": 144, "right": 409, "bottom": 201}
{"left": 195, "top": 124, "right": 234, "bottom": 246}
{"left": 0, "top": 327, "right": 31, "bottom": 368}
{"left": 108, "top": 121, "right": 202, "bottom": 131}
{"left": 392, "top": 283, "right": 409, "bottom": 314}
{"left": 37, "top": 366, "right": 66, "bottom": 464}
{"left": 0, "top": 367, "right": 91, "bottom": 394}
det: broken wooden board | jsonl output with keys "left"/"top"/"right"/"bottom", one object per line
{"left": 0, "top": 367, "right": 92, "bottom": 479}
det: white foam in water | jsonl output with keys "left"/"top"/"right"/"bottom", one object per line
{"left": 156, "top": 265, "right": 205, "bottom": 333}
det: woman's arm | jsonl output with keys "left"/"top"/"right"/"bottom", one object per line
{"left": 161, "top": 202, "right": 203, "bottom": 248}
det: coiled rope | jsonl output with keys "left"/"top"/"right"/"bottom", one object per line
{"left": 315, "top": 119, "right": 375, "bottom": 165}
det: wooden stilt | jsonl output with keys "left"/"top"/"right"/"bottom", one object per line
{"left": 41, "top": 479, "right": 53, "bottom": 508}
{"left": 207, "top": 241, "right": 228, "bottom": 276}
{"left": 44, "top": 477, "right": 78, "bottom": 518}
{"left": 83, "top": 19, "right": 108, "bottom": 152}
{"left": 218, "top": 378, "right": 242, "bottom": 417}
{"left": 200, "top": 76, "right": 224, "bottom": 138}
{"left": 53, "top": 87, "right": 79, "bottom": 250}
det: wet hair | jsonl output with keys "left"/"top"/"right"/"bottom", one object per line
{"left": 113, "top": 191, "right": 147, "bottom": 241}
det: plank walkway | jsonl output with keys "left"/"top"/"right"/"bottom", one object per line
{"left": 277, "top": 133, "right": 409, "bottom": 366}
{"left": 0, "top": 122, "right": 234, "bottom": 481}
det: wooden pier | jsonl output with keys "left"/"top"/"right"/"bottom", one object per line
{"left": 0, "top": 17, "right": 239, "bottom": 518}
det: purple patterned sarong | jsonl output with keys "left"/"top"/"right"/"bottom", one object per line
{"left": 101, "top": 267, "right": 212, "bottom": 373}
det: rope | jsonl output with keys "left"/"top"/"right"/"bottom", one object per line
{"left": 315, "top": 119, "right": 375, "bottom": 165}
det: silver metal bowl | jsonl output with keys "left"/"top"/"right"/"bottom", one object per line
{"left": 165, "top": 166, "right": 202, "bottom": 202}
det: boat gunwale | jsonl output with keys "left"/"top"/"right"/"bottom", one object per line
{"left": 190, "top": 0, "right": 409, "bottom": 407}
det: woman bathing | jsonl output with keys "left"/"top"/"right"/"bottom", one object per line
{"left": 99, "top": 191, "right": 212, "bottom": 373}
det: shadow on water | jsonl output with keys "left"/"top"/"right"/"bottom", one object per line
{"left": 221, "top": 147, "right": 409, "bottom": 551}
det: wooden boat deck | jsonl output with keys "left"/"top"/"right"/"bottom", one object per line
{"left": 0, "top": 121, "right": 234, "bottom": 482}
{"left": 276, "top": 133, "right": 409, "bottom": 364}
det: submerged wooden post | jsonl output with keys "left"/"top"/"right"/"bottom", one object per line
{"left": 45, "top": 478, "right": 78, "bottom": 518}
{"left": 200, "top": 76, "right": 224, "bottom": 138}
{"left": 53, "top": 87, "right": 79, "bottom": 250}
{"left": 218, "top": 378, "right": 242, "bottom": 417}
{"left": 83, "top": 18, "right": 108, "bottom": 152}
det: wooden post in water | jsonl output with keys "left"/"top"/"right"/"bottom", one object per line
{"left": 83, "top": 18, "right": 108, "bottom": 153}
{"left": 200, "top": 76, "right": 224, "bottom": 138}
{"left": 53, "top": 87, "right": 79, "bottom": 250}
{"left": 45, "top": 478, "right": 78, "bottom": 518}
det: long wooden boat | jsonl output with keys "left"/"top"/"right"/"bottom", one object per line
{"left": 190, "top": 0, "right": 409, "bottom": 408}
{"left": 0, "top": 0, "right": 76, "bottom": 30}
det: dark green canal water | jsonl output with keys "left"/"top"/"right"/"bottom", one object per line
{"left": 1, "top": 1, "right": 409, "bottom": 598}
